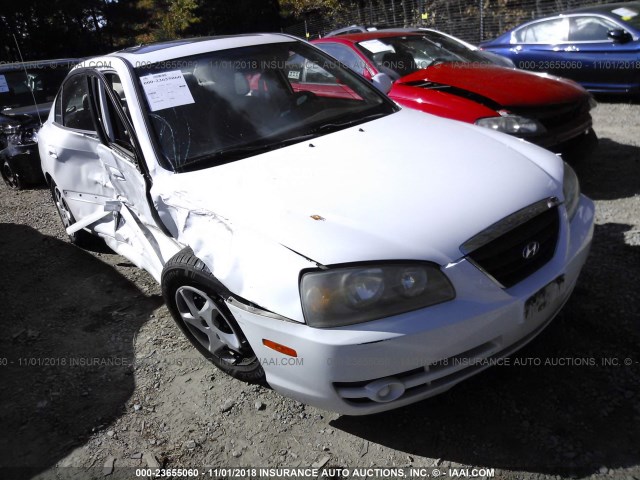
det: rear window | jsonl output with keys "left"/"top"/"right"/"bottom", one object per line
{"left": 0, "top": 65, "right": 71, "bottom": 110}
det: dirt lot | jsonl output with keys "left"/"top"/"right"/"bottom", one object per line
{"left": 0, "top": 101, "right": 638, "bottom": 480}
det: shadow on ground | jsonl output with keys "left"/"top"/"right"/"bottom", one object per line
{"left": 332, "top": 222, "right": 640, "bottom": 476}
{"left": 0, "top": 224, "right": 163, "bottom": 479}
{"left": 575, "top": 138, "right": 640, "bottom": 201}
{"left": 593, "top": 94, "right": 640, "bottom": 105}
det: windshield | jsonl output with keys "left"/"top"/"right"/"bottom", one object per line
{"left": 355, "top": 33, "right": 488, "bottom": 80}
{"left": 135, "top": 40, "right": 397, "bottom": 172}
{"left": 609, "top": 5, "right": 640, "bottom": 30}
{"left": 0, "top": 65, "right": 70, "bottom": 110}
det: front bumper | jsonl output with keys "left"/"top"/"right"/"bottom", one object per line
{"left": 527, "top": 116, "right": 594, "bottom": 152}
{"left": 229, "top": 196, "right": 595, "bottom": 415}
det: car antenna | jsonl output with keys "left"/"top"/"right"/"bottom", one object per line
{"left": 12, "top": 34, "right": 43, "bottom": 126}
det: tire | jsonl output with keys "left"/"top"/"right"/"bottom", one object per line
{"left": 562, "top": 127, "right": 598, "bottom": 164}
{"left": 161, "top": 249, "right": 266, "bottom": 384}
{"left": 1, "top": 160, "right": 23, "bottom": 190}
{"left": 50, "top": 180, "right": 95, "bottom": 247}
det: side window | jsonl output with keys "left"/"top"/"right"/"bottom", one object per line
{"left": 318, "top": 43, "right": 368, "bottom": 75}
{"left": 61, "top": 75, "right": 95, "bottom": 131}
{"left": 304, "top": 61, "right": 337, "bottom": 84}
{"left": 569, "top": 16, "right": 620, "bottom": 41}
{"left": 53, "top": 93, "right": 62, "bottom": 124}
{"left": 105, "top": 73, "right": 133, "bottom": 125}
{"left": 96, "top": 74, "right": 136, "bottom": 159}
{"left": 515, "top": 18, "right": 569, "bottom": 43}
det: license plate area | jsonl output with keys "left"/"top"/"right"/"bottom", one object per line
{"left": 525, "top": 275, "right": 566, "bottom": 323}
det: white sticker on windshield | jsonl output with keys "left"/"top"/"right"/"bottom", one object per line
{"left": 612, "top": 7, "right": 638, "bottom": 18}
{"left": 359, "top": 39, "right": 395, "bottom": 54}
{"left": 140, "top": 70, "right": 195, "bottom": 112}
{"left": 0, "top": 75, "right": 9, "bottom": 93}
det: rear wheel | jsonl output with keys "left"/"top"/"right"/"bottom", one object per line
{"left": 50, "top": 180, "right": 94, "bottom": 246}
{"left": 162, "top": 249, "right": 265, "bottom": 383}
{"left": 1, "top": 160, "right": 23, "bottom": 190}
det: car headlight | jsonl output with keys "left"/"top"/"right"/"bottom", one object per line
{"left": 20, "top": 126, "right": 39, "bottom": 144}
{"left": 1, "top": 122, "right": 20, "bottom": 135}
{"left": 7, "top": 125, "right": 39, "bottom": 146}
{"left": 563, "top": 162, "right": 580, "bottom": 220}
{"left": 300, "top": 263, "right": 455, "bottom": 327}
{"left": 475, "top": 114, "right": 546, "bottom": 136}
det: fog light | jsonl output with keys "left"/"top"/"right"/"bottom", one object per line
{"left": 364, "top": 378, "right": 405, "bottom": 403}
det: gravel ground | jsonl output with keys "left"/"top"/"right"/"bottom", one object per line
{"left": 0, "top": 101, "right": 638, "bottom": 480}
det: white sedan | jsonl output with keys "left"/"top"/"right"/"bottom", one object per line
{"left": 38, "top": 34, "right": 594, "bottom": 415}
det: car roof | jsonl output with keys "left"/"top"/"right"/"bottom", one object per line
{"left": 109, "top": 33, "right": 296, "bottom": 64}
{"left": 316, "top": 31, "right": 424, "bottom": 44}
{"left": 0, "top": 58, "right": 80, "bottom": 73}
{"left": 563, "top": 1, "right": 640, "bottom": 15}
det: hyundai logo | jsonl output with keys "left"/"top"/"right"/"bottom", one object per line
{"left": 522, "top": 241, "right": 540, "bottom": 260}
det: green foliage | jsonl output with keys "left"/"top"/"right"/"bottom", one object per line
{"left": 279, "top": 0, "right": 344, "bottom": 17}
{"left": 0, "top": 0, "right": 281, "bottom": 60}
{"left": 135, "top": 0, "right": 200, "bottom": 43}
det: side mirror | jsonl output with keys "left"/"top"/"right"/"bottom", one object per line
{"left": 371, "top": 72, "right": 393, "bottom": 94}
{"left": 607, "top": 29, "right": 632, "bottom": 43}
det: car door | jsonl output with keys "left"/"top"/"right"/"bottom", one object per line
{"left": 509, "top": 16, "right": 573, "bottom": 78}
{"left": 564, "top": 14, "right": 638, "bottom": 89}
{"left": 44, "top": 72, "right": 116, "bottom": 227}
{"left": 91, "top": 71, "right": 167, "bottom": 278}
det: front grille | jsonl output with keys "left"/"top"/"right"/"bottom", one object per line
{"left": 511, "top": 100, "right": 591, "bottom": 131}
{"left": 466, "top": 206, "right": 560, "bottom": 288}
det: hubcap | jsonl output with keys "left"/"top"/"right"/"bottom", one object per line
{"left": 175, "top": 286, "right": 246, "bottom": 364}
{"left": 54, "top": 186, "right": 73, "bottom": 229}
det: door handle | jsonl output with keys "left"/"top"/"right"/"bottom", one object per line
{"left": 47, "top": 146, "right": 58, "bottom": 159}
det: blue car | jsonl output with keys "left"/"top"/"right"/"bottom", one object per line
{"left": 480, "top": 1, "right": 640, "bottom": 95}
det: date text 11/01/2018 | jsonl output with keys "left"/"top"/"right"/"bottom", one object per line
{"left": 134, "top": 467, "right": 497, "bottom": 478}
{"left": 517, "top": 60, "right": 640, "bottom": 70}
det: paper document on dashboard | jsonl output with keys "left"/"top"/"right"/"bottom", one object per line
{"left": 140, "top": 70, "right": 195, "bottom": 112}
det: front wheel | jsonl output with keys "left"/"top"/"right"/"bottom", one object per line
{"left": 162, "top": 249, "right": 265, "bottom": 383}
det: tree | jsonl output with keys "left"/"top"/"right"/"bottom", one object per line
{"left": 186, "top": 0, "right": 280, "bottom": 36}
{"left": 278, "top": 0, "right": 343, "bottom": 17}
{"left": 135, "top": 0, "right": 199, "bottom": 43}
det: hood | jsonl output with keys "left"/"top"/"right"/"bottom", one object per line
{"left": 397, "top": 63, "right": 588, "bottom": 108}
{"left": 1, "top": 102, "right": 52, "bottom": 125}
{"left": 154, "top": 109, "right": 562, "bottom": 267}
{"left": 0, "top": 112, "right": 22, "bottom": 128}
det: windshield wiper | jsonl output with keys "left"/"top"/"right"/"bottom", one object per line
{"left": 177, "top": 132, "right": 319, "bottom": 172}
{"left": 313, "top": 112, "right": 388, "bottom": 135}
{"left": 176, "top": 112, "right": 389, "bottom": 173}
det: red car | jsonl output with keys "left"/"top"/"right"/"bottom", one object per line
{"left": 313, "top": 30, "right": 597, "bottom": 155}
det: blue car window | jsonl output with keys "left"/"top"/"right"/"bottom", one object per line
{"left": 569, "top": 16, "right": 621, "bottom": 41}
{"left": 515, "top": 18, "right": 569, "bottom": 43}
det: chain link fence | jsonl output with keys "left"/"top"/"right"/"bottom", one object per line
{"left": 284, "top": 0, "right": 622, "bottom": 44}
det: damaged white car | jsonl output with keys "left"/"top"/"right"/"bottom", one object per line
{"left": 39, "top": 34, "right": 594, "bottom": 415}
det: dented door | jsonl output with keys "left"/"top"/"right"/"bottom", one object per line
{"left": 45, "top": 73, "right": 115, "bottom": 228}
{"left": 92, "top": 72, "right": 167, "bottom": 278}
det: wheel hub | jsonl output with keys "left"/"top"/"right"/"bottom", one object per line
{"left": 175, "top": 286, "right": 245, "bottom": 359}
